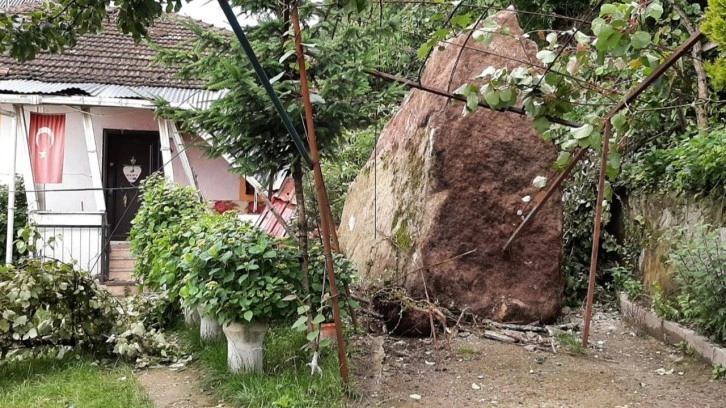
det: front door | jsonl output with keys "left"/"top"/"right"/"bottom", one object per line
{"left": 104, "top": 130, "right": 162, "bottom": 240}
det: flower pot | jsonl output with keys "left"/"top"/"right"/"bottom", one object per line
{"left": 223, "top": 322, "right": 269, "bottom": 373}
{"left": 184, "top": 306, "right": 200, "bottom": 327}
{"left": 198, "top": 304, "right": 222, "bottom": 341}
{"left": 320, "top": 322, "right": 337, "bottom": 344}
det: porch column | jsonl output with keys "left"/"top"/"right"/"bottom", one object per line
{"left": 14, "top": 105, "right": 38, "bottom": 212}
{"left": 156, "top": 118, "right": 174, "bottom": 181}
{"left": 81, "top": 108, "right": 105, "bottom": 212}
{"left": 5, "top": 111, "right": 17, "bottom": 264}
{"left": 167, "top": 120, "right": 197, "bottom": 189}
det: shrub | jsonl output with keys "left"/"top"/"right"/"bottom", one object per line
{"left": 0, "top": 257, "right": 179, "bottom": 366}
{"left": 0, "top": 177, "right": 28, "bottom": 262}
{"left": 664, "top": 225, "right": 726, "bottom": 344}
{"left": 129, "top": 174, "right": 207, "bottom": 303}
{"left": 179, "top": 212, "right": 303, "bottom": 325}
{"left": 307, "top": 242, "right": 359, "bottom": 320}
{"left": 625, "top": 128, "right": 726, "bottom": 195}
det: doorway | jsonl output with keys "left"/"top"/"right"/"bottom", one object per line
{"left": 103, "top": 130, "right": 162, "bottom": 240}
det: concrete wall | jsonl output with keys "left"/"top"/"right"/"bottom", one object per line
{"left": 628, "top": 193, "right": 726, "bottom": 293}
{"left": 0, "top": 104, "right": 240, "bottom": 215}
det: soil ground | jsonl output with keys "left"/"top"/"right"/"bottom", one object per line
{"left": 137, "top": 366, "right": 221, "bottom": 408}
{"left": 351, "top": 307, "right": 726, "bottom": 407}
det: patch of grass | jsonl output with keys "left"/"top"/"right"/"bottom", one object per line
{"left": 457, "top": 345, "right": 479, "bottom": 356}
{"left": 0, "top": 357, "right": 152, "bottom": 408}
{"left": 556, "top": 333, "right": 584, "bottom": 353}
{"left": 183, "top": 325, "right": 347, "bottom": 408}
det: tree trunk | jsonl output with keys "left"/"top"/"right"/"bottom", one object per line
{"left": 293, "top": 159, "right": 312, "bottom": 301}
{"left": 223, "top": 322, "right": 268, "bottom": 373}
{"left": 669, "top": 0, "right": 709, "bottom": 130}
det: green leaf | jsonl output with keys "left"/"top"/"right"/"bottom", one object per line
{"left": 610, "top": 111, "right": 627, "bottom": 131}
{"left": 278, "top": 49, "right": 296, "bottom": 64}
{"left": 570, "top": 124, "right": 594, "bottom": 140}
{"left": 313, "top": 313, "right": 326, "bottom": 324}
{"left": 536, "top": 50, "right": 556, "bottom": 64}
{"left": 532, "top": 116, "right": 550, "bottom": 133}
{"left": 644, "top": 2, "right": 664, "bottom": 20}
{"left": 292, "top": 316, "right": 308, "bottom": 330}
{"left": 555, "top": 151, "right": 571, "bottom": 169}
{"left": 630, "top": 31, "right": 651, "bottom": 50}
{"left": 243, "top": 310, "right": 253, "bottom": 322}
{"left": 466, "top": 93, "right": 479, "bottom": 111}
{"left": 498, "top": 88, "right": 513, "bottom": 103}
{"left": 483, "top": 90, "right": 500, "bottom": 107}
{"left": 306, "top": 329, "right": 320, "bottom": 341}
{"left": 449, "top": 13, "right": 472, "bottom": 29}
{"left": 282, "top": 294, "right": 297, "bottom": 301}
{"left": 599, "top": 4, "right": 618, "bottom": 16}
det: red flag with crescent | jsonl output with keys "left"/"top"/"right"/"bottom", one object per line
{"left": 28, "top": 112, "right": 66, "bottom": 184}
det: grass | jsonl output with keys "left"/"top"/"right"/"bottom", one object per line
{"left": 183, "top": 325, "right": 348, "bottom": 408}
{"left": 556, "top": 333, "right": 584, "bottom": 353}
{"left": 0, "top": 357, "right": 152, "bottom": 408}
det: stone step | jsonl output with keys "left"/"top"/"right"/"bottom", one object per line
{"left": 103, "top": 281, "right": 138, "bottom": 297}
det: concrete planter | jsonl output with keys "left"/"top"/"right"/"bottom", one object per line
{"left": 222, "top": 322, "right": 269, "bottom": 373}
{"left": 198, "top": 304, "right": 222, "bottom": 341}
{"left": 619, "top": 293, "right": 726, "bottom": 367}
{"left": 184, "top": 306, "right": 200, "bottom": 327}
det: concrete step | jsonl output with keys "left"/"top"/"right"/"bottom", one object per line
{"left": 110, "top": 250, "right": 134, "bottom": 260}
{"left": 108, "top": 270, "right": 134, "bottom": 282}
{"left": 103, "top": 281, "right": 138, "bottom": 297}
{"left": 109, "top": 258, "right": 136, "bottom": 271}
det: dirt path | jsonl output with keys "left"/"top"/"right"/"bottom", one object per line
{"left": 351, "top": 308, "right": 726, "bottom": 407}
{"left": 137, "top": 365, "right": 221, "bottom": 408}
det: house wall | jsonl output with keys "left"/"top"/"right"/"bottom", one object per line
{"left": 0, "top": 104, "right": 240, "bottom": 215}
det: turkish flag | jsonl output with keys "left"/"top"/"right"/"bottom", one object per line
{"left": 28, "top": 113, "right": 66, "bottom": 184}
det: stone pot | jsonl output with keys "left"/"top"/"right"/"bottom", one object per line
{"left": 198, "top": 304, "right": 222, "bottom": 341}
{"left": 222, "top": 321, "right": 269, "bottom": 374}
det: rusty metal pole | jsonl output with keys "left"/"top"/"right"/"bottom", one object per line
{"left": 503, "top": 148, "right": 587, "bottom": 251}
{"left": 291, "top": 3, "right": 349, "bottom": 386}
{"left": 581, "top": 119, "right": 611, "bottom": 347}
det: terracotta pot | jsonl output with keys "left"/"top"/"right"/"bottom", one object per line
{"left": 222, "top": 322, "right": 269, "bottom": 373}
{"left": 320, "top": 322, "right": 337, "bottom": 343}
{"left": 198, "top": 304, "right": 222, "bottom": 341}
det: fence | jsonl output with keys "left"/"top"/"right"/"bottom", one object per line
{"left": 35, "top": 223, "right": 108, "bottom": 279}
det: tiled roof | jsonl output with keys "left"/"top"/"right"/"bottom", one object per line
{"left": 0, "top": 7, "right": 214, "bottom": 89}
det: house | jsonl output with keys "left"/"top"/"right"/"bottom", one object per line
{"left": 0, "top": 4, "right": 274, "bottom": 294}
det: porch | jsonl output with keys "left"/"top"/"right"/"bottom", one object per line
{"left": 0, "top": 95, "right": 250, "bottom": 294}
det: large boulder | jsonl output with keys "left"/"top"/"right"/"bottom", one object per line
{"left": 338, "top": 10, "right": 564, "bottom": 323}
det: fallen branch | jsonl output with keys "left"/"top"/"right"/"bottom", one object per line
{"left": 481, "top": 319, "right": 548, "bottom": 333}
{"left": 483, "top": 330, "right": 517, "bottom": 343}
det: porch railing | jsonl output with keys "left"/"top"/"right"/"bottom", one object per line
{"left": 35, "top": 223, "right": 109, "bottom": 279}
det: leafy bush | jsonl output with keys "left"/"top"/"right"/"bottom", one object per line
{"left": 0, "top": 258, "right": 179, "bottom": 366}
{"left": 663, "top": 225, "right": 726, "bottom": 344}
{"left": 290, "top": 243, "right": 359, "bottom": 346}
{"left": 0, "top": 177, "right": 28, "bottom": 263}
{"left": 130, "top": 174, "right": 207, "bottom": 303}
{"left": 306, "top": 242, "right": 359, "bottom": 320}
{"left": 625, "top": 128, "right": 726, "bottom": 195}
{"left": 179, "top": 212, "right": 303, "bottom": 325}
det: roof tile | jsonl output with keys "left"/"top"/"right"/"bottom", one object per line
{"left": 0, "top": 7, "right": 216, "bottom": 89}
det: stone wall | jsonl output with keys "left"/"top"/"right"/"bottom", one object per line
{"left": 628, "top": 193, "right": 726, "bottom": 293}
